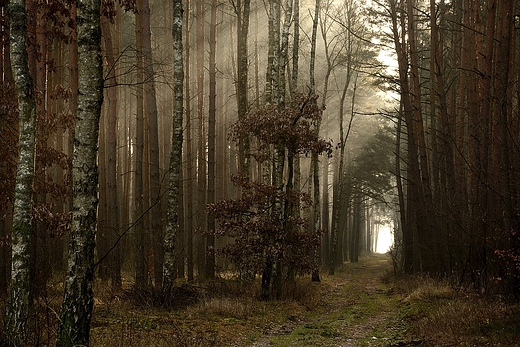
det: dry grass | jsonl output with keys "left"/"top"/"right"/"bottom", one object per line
{"left": 401, "top": 276, "right": 455, "bottom": 302}
{"left": 394, "top": 275, "right": 520, "bottom": 346}
{"left": 88, "top": 275, "right": 321, "bottom": 347}
{"left": 186, "top": 296, "right": 263, "bottom": 320}
{"left": 4, "top": 258, "right": 519, "bottom": 347}
{"left": 0, "top": 271, "right": 323, "bottom": 346}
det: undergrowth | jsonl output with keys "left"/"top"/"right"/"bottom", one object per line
{"left": 89, "top": 275, "right": 320, "bottom": 347}
{"left": 2, "top": 256, "right": 519, "bottom": 346}
{"left": 391, "top": 274, "right": 520, "bottom": 346}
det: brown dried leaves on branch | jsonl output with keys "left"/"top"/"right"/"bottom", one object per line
{"left": 207, "top": 175, "right": 320, "bottom": 277}
{"left": 229, "top": 92, "right": 332, "bottom": 157}
{"left": 208, "top": 93, "right": 330, "bottom": 279}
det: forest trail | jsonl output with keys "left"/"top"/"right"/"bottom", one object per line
{"left": 91, "top": 252, "right": 518, "bottom": 346}
{"left": 242, "top": 253, "right": 411, "bottom": 347}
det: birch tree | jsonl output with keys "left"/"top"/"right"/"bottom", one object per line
{"left": 235, "top": 0, "right": 251, "bottom": 178}
{"left": 163, "top": 0, "right": 183, "bottom": 294}
{"left": 55, "top": 0, "right": 103, "bottom": 343}
{"left": 308, "top": 0, "right": 320, "bottom": 282}
{"left": 3, "top": 0, "right": 37, "bottom": 343}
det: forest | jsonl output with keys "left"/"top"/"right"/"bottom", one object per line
{"left": 0, "top": 0, "right": 519, "bottom": 345}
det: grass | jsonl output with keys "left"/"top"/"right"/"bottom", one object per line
{"left": 2, "top": 254, "right": 519, "bottom": 346}
{"left": 89, "top": 275, "right": 318, "bottom": 347}
{"left": 392, "top": 274, "right": 520, "bottom": 346}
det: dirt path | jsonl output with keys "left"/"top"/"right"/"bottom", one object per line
{"left": 90, "top": 252, "right": 518, "bottom": 346}
{"left": 245, "top": 254, "right": 410, "bottom": 347}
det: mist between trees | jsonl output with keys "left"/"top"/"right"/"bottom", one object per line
{"left": 1, "top": 0, "right": 519, "bottom": 345}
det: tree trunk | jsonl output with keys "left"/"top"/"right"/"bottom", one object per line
{"left": 0, "top": 13, "right": 16, "bottom": 302}
{"left": 261, "top": 0, "right": 281, "bottom": 300}
{"left": 3, "top": 0, "right": 37, "bottom": 343}
{"left": 321, "top": 158, "right": 330, "bottom": 269}
{"left": 309, "top": 0, "right": 319, "bottom": 93}
{"left": 196, "top": 0, "right": 206, "bottom": 278}
{"left": 236, "top": 0, "right": 251, "bottom": 178}
{"left": 330, "top": 73, "right": 355, "bottom": 275}
{"left": 55, "top": 0, "right": 102, "bottom": 342}
{"left": 389, "top": 0, "right": 417, "bottom": 274}
{"left": 406, "top": 0, "right": 435, "bottom": 273}
{"left": 101, "top": 13, "right": 122, "bottom": 289}
{"left": 308, "top": 0, "right": 320, "bottom": 281}
{"left": 206, "top": 0, "right": 217, "bottom": 279}
{"left": 184, "top": 0, "right": 194, "bottom": 282}
{"left": 134, "top": 0, "right": 148, "bottom": 290}
{"left": 163, "top": 0, "right": 183, "bottom": 294}
{"left": 290, "top": 0, "right": 299, "bottom": 96}
{"left": 140, "top": 0, "right": 164, "bottom": 288}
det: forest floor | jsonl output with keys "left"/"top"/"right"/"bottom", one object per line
{"left": 88, "top": 253, "right": 520, "bottom": 347}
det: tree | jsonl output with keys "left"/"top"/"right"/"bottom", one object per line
{"left": 134, "top": 0, "right": 149, "bottom": 290}
{"left": 234, "top": 0, "right": 251, "bottom": 178}
{"left": 0, "top": 7, "right": 17, "bottom": 302}
{"left": 210, "top": 93, "right": 331, "bottom": 300}
{"left": 55, "top": 0, "right": 103, "bottom": 343}
{"left": 386, "top": 0, "right": 417, "bottom": 274}
{"left": 195, "top": 0, "right": 207, "bottom": 278}
{"left": 184, "top": 0, "right": 194, "bottom": 282}
{"left": 375, "top": 0, "right": 520, "bottom": 291}
{"left": 206, "top": 0, "right": 217, "bottom": 279}
{"left": 163, "top": 0, "right": 183, "bottom": 294}
{"left": 140, "top": 0, "right": 164, "bottom": 288}
{"left": 330, "top": 74, "right": 356, "bottom": 273}
{"left": 3, "top": 0, "right": 37, "bottom": 343}
{"left": 100, "top": 10, "right": 122, "bottom": 289}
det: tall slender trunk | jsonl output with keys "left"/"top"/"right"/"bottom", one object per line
{"left": 236, "top": 0, "right": 251, "bottom": 178}
{"left": 389, "top": 0, "right": 417, "bottom": 273}
{"left": 134, "top": 0, "right": 148, "bottom": 289}
{"left": 4, "top": 0, "right": 37, "bottom": 343}
{"left": 206, "top": 0, "right": 217, "bottom": 279}
{"left": 290, "top": 0, "right": 299, "bottom": 96}
{"left": 140, "top": 0, "right": 164, "bottom": 288}
{"left": 0, "top": 11, "right": 16, "bottom": 302}
{"left": 163, "top": 0, "right": 184, "bottom": 293}
{"left": 279, "top": 0, "right": 292, "bottom": 107}
{"left": 184, "top": 0, "right": 194, "bottom": 282}
{"left": 495, "top": 0, "right": 515, "bottom": 292}
{"left": 309, "top": 0, "right": 319, "bottom": 93}
{"left": 321, "top": 158, "right": 329, "bottom": 268}
{"left": 407, "top": 0, "right": 435, "bottom": 272}
{"left": 261, "top": 0, "right": 282, "bottom": 300}
{"left": 56, "top": 0, "right": 102, "bottom": 342}
{"left": 196, "top": 0, "right": 206, "bottom": 278}
{"left": 101, "top": 14, "right": 122, "bottom": 289}
{"left": 329, "top": 69, "right": 355, "bottom": 275}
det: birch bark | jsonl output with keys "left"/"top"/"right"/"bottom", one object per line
{"left": 56, "top": 0, "right": 103, "bottom": 343}
{"left": 4, "top": 0, "right": 37, "bottom": 343}
{"left": 163, "top": 0, "right": 183, "bottom": 294}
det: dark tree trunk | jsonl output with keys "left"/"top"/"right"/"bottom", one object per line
{"left": 206, "top": 0, "right": 217, "bottom": 279}
{"left": 163, "top": 0, "right": 183, "bottom": 294}
{"left": 101, "top": 14, "right": 122, "bottom": 289}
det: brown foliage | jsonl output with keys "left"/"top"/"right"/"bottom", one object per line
{"left": 230, "top": 92, "right": 332, "bottom": 158}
